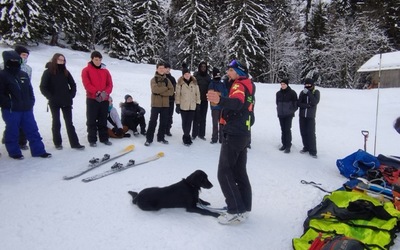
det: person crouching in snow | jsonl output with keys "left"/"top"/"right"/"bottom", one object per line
{"left": 107, "top": 96, "right": 130, "bottom": 138}
{"left": 0, "top": 50, "right": 51, "bottom": 159}
{"left": 121, "top": 95, "right": 146, "bottom": 136}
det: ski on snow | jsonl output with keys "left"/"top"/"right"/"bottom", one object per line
{"left": 81, "top": 152, "right": 164, "bottom": 183}
{"left": 63, "top": 144, "right": 135, "bottom": 180}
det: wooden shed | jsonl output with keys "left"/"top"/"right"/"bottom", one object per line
{"left": 358, "top": 51, "right": 400, "bottom": 88}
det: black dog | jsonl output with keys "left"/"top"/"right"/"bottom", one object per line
{"left": 128, "top": 170, "right": 219, "bottom": 217}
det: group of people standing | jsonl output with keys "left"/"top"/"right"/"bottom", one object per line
{"left": 1, "top": 46, "right": 320, "bottom": 227}
{"left": 276, "top": 78, "right": 320, "bottom": 158}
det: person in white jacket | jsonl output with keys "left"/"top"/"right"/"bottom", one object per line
{"left": 175, "top": 68, "right": 200, "bottom": 146}
{"left": 107, "top": 96, "right": 130, "bottom": 138}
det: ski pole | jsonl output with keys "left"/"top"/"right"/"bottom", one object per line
{"left": 361, "top": 130, "right": 369, "bottom": 152}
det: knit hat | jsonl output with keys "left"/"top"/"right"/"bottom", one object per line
{"left": 228, "top": 60, "right": 247, "bottom": 77}
{"left": 304, "top": 78, "right": 315, "bottom": 86}
{"left": 182, "top": 68, "right": 190, "bottom": 75}
{"left": 14, "top": 45, "right": 29, "bottom": 55}
{"left": 124, "top": 94, "right": 132, "bottom": 102}
{"left": 212, "top": 67, "right": 221, "bottom": 79}
{"left": 280, "top": 79, "right": 289, "bottom": 86}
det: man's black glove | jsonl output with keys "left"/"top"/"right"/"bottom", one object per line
{"left": 175, "top": 104, "right": 181, "bottom": 114}
{"left": 112, "top": 128, "right": 118, "bottom": 134}
{"left": 196, "top": 104, "right": 200, "bottom": 111}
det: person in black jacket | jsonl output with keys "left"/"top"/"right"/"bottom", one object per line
{"left": 298, "top": 78, "right": 320, "bottom": 158}
{"left": 0, "top": 50, "right": 51, "bottom": 159}
{"left": 192, "top": 61, "right": 211, "bottom": 140}
{"left": 121, "top": 95, "right": 146, "bottom": 136}
{"left": 164, "top": 63, "right": 176, "bottom": 136}
{"left": 276, "top": 79, "right": 298, "bottom": 153}
{"left": 40, "top": 53, "right": 84, "bottom": 150}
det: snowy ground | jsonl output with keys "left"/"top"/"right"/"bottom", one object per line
{"left": 0, "top": 44, "right": 399, "bottom": 250}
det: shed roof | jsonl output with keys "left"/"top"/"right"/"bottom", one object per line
{"left": 358, "top": 51, "right": 400, "bottom": 72}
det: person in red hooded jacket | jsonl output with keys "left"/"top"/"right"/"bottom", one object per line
{"left": 207, "top": 60, "right": 255, "bottom": 225}
{"left": 81, "top": 51, "right": 113, "bottom": 147}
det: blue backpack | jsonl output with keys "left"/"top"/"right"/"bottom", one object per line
{"left": 336, "top": 149, "right": 380, "bottom": 179}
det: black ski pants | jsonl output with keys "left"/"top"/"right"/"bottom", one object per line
{"left": 211, "top": 109, "right": 223, "bottom": 143}
{"left": 192, "top": 100, "right": 208, "bottom": 138}
{"left": 180, "top": 110, "right": 195, "bottom": 142}
{"left": 279, "top": 116, "right": 293, "bottom": 149}
{"left": 299, "top": 117, "right": 317, "bottom": 155}
{"left": 86, "top": 98, "right": 109, "bottom": 143}
{"left": 218, "top": 133, "right": 252, "bottom": 214}
{"left": 50, "top": 105, "right": 80, "bottom": 147}
{"left": 146, "top": 107, "right": 168, "bottom": 143}
{"left": 166, "top": 101, "right": 174, "bottom": 134}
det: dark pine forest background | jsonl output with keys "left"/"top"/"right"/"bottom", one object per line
{"left": 0, "top": 0, "right": 399, "bottom": 88}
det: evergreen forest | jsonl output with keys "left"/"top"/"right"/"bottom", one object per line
{"left": 0, "top": 0, "right": 399, "bottom": 87}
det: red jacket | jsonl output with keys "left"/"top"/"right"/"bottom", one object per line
{"left": 81, "top": 62, "right": 113, "bottom": 99}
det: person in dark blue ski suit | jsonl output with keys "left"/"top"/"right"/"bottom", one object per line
{"left": 208, "top": 67, "right": 228, "bottom": 144}
{"left": 0, "top": 50, "right": 51, "bottom": 159}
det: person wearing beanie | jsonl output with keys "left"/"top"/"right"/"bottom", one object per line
{"left": 81, "top": 50, "right": 114, "bottom": 147}
{"left": 212, "top": 67, "right": 221, "bottom": 79}
{"left": 0, "top": 45, "right": 32, "bottom": 150}
{"left": 121, "top": 95, "right": 147, "bottom": 136}
{"left": 208, "top": 67, "right": 228, "bottom": 144}
{"left": 40, "top": 53, "right": 84, "bottom": 150}
{"left": 164, "top": 63, "right": 177, "bottom": 136}
{"left": 276, "top": 79, "right": 298, "bottom": 153}
{"left": 192, "top": 61, "right": 211, "bottom": 140}
{"left": 144, "top": 62, "right": 174, "bottom": 146}
{"left": 182, "top": 68, "right": 190, "bottom": 75}
{"left": 298, "top": 77, "right": 320, "bottom": 158}
{"left": 175, "top": 69, "right": 200, "bottom": 146}
{"left": 0, "top": 50, "right": 51, "bottom": 159}
{"left": 207, "top": 59, "right": 255, "bottom": 224}
{"left": 14, "top": 45, "right": 32, "bottom": 79}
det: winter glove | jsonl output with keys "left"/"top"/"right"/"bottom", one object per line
{"left": 112, "top": 128, "right": 118, "bottom": 134}
{"left": 302, "top": 88, "right": 309, "bottom": 94}
{"left": 175, "top": 104, "right": 181, "bottom": 114}
{"left": 196, "top": 104, "right": 200, "bottom": 111}
{"left": 116, "top": 128, "right": 124, "bottom": 137}
{"left": 95, "top": 91, "right": 108, "bottom": 102}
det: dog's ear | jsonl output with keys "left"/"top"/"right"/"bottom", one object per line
{"left": 186, "top": 170, "right": 206, "bottom": 187}
{"left": 186, "top": 170, "right": 212, "bottom": 188}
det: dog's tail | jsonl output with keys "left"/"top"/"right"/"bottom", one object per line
{"left": 128, "top": 191, "right": 139, "bottom": 204}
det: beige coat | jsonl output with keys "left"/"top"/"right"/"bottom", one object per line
{"left": 175, "top": 76, "right": 200, "bottom": 111}
{"left": 150, "top": 72, "right": 174, "bottom": 107}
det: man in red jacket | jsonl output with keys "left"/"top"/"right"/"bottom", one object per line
{"left": 207, "top": 60, "right": 255, "bottom": 225}
{"left": 81, "top": 51, "right": 113, "bottom": 147}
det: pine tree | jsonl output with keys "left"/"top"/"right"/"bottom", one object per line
{"left": 38, "top": 0, "right": 92, "bottom": 50}
{"left": 98, "top": 0, "right": 137, "bottom": 61}
{"left": 63, "top": 0, "right": 92, "bottom": 51}
{"left": 132, "top": 0, "right": 166, "bottom": 64}
{"left": 319, "top": 16, "right": 390, "bottom": 88}
{"left": 174, "top": 0, "right": 212, "bottom": 71}
{"left": 220, "top": 0, "right": 271, "bottom": 79}
{"left": 0, "top": 0, "right": 43, "bottom": 45}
